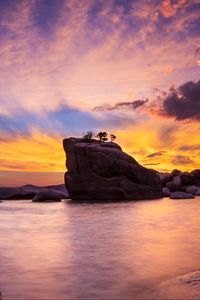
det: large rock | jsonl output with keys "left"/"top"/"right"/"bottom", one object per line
{"left": 180, "top": 172, "right": 194, "bottom": 186}
{"left": 184, "top": 185, "right": 200, "bottom": 195}
{"left": 32, "top": 191, "right": 62, "bottom": 202}
{"left": 166, "top": 181, "right": 178, "bottom": 192}
{"left": 0, "top": 187, "right": 22, "bottom": 199}
{"left": 0, "top": 184, "right": 69, "bottom": 200}
{"left": 63, "top": 137, "right": 162, "bottom": 201}
{"left": 162, "top": 187, "right": 171, "bottom": 197}
{"left": 48, "top": 184, "right": 69, "bottom": 199}
{"left": 170, "top": 191, "right": 195, "bottom": 199}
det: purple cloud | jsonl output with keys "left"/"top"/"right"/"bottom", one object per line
{"left": 93, "top": 99, "right": 148, "bottom": 111}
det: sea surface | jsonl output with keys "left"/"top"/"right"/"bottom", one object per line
{"left": 1, "top": 197, "right": 200, "bottom": 299}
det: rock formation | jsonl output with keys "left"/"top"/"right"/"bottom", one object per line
{"left": 63, "top": 137, "right": 162, "bottom": 201}
{"left": 160, "top": 169, "right": 200, "bottom": 199}
{"left": 0, "top": 184, "right": 69, "bottom": 200}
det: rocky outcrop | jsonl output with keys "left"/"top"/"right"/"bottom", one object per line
{"left": 0, "top": 187, "right": 22, "bottom": 199}
{"left": 160, "top": 169, "right": 200, "bottom": 199}
{"left": 0, "top": 184, "right": 69, "bottom": 200}
{"left": 63, "top": 137, "right": 162, "bottom": 201}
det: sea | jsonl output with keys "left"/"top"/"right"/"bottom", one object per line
{"left": 1, "top": 197, "right": 200, "bottom": 299}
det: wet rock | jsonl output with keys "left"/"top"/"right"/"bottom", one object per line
{"left": 170, "top": 191, "right": 195, "bottom": 199}
{"left": 63, "top": 137, "right": 162, "bottom": 201}
{"left": 32, "top": 191, "right": 62, "bottom": 202}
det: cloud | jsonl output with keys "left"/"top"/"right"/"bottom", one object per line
{"left": 157, "top": 80, "right": 200, "bottom": 121}
{"left": 171, "top": 155, "right": 194, "bottom": 165}
{"left": 0, "top": 103, "right": 137, "bottom": 141}
{"left": 179, "top": 144, "right": 200, "bottom": 151}
{"left": 196, "top": 44, "right": 200, "bottom": 54}
{"left": 143, "top": 163, "right": 160, "bottom": 166}
{"left": 93, "top": 99, "right": 148, "bottom": 111}
{"left": 164, "top": 65, "right": 174, "bottom": 74}
{"left": 146, "top": 150, "right": 167, "bottom": 158}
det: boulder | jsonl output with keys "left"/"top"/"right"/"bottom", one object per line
{"left": 191, "top": 169, "right": 200, "bottom": 180}
{"left": 172, "top": 175, "right": 182, "bottom": 188}
{"left": 48, "top": 184, "right": 69, "bottom": 199}
{"left": 180, "top": 172, "right": 194, "bottom": 186}
{"left": 166, "top": 181, "right": 178, "bottom": 192}
{"left": 184, "top": 185, "right": 200, "bottom": 195}
{"left": 0, "top": 184, "right": 69, "bottom": 200}
{"left": 0, "top": 187, "right": 22, "bottom": 199}
{"left": 32, "top": 191, "right": 62, "bottom": 202}
{"left": 159, "top": 173, "right": 173, "bottom": 186}
{"left": 195, "top": 180, "right": 200, "bottom": 187}
{"left": 63, "top": 137, "right": 162, "bottom": 201}
{"left": 21, "top": 184, "right": 48, "bottom": 197}
{"left": 171, "top": 169, "right": 181, "bottom": 176}
{"left": 162, "top": 187, "right": 171, "bottom": 197}
{"left": 170, "top": 191, "right": 195, "bottom": 199}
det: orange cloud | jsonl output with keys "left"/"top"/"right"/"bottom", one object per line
{"left": 164, "top": 66, "right": 174, "bottom": 74}
{"left": 0, "top": 131, "right": 65, "bottom": 172}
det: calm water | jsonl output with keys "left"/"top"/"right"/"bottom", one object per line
{"left": 1, "top": 197, "right": 200, "bottom": 299}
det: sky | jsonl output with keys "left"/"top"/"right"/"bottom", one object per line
{"left": 0, "top": 0, "right": 200, "bottom": 186}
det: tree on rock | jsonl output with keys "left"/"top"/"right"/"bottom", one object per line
{"left": 96, "top": 131, "right": 108, "bottom": 142}
{"left": 83, "top": 131, "right": 94, "bottom": 141}
{"left": 110, "top": 134, "right": 116, "bottom": 142}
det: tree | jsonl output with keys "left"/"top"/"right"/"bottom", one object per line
{"left": 96, "top": 131, "right": 108, "bottom": 142}
{"left": 110, "top": 134, "right": 116, "bottom": 142}
{"left": 82, "top": 131, "right": 94, "bottom": 141}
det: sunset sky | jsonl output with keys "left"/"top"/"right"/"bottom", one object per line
{"left": 0, "top": 0, "right": 200, "bottom": 186}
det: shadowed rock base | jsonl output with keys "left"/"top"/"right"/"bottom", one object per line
{"left": 63, "top": 137, "right": 162, "bottom": 201}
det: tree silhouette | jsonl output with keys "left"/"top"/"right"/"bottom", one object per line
{"left": 82, "top": 131, "right": 94, "bottom": 140}
{"left": 110, "top": 134, "right": 116, "bottom": 142}
{"left": 96, "top": 131, "right": 108, "bottom": 142}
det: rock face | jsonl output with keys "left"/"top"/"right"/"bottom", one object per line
{"left": 63, "top": 137, "right": 162, "bottom": 201}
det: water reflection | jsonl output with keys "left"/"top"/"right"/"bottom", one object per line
{"left": 0, "top": 198, "right": 200, "bottom": 299}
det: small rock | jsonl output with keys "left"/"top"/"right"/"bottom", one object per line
{"left": 32, "top": 191, "right": 62, "bottom": 202}
{"left": 162, "top": 187, "right": 171, "bottom": 197}
{"left": 170, "top": 191, "right": 195, "bottom": 199}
